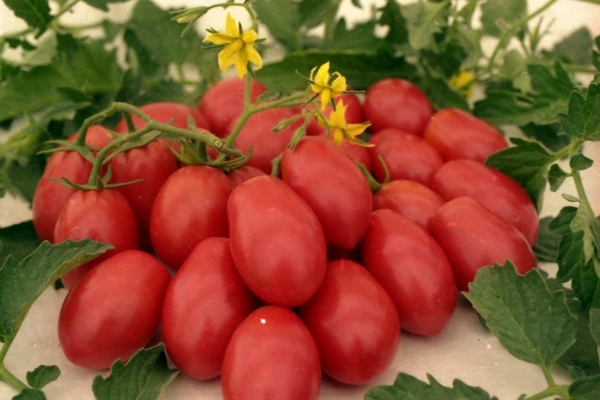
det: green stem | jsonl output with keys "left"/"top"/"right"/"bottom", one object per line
{"left": 0, "top": 340, "right": 28, "bottom": 392}
{"left": 521, "top": 383, "right": 570, "bottom": 400}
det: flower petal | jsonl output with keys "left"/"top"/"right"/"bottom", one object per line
{"left": 203, "top": 32, "right": 237, "bottom": 45}
{"left": 314, "top": 62, "right": 330, "bottom": 87}
{"left": 224, "top": 13, "right": 239, "bottom": 37}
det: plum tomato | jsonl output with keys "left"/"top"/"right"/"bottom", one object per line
{"left": 198, "top": 77, "right": 267, "bottom": 137}
{"left": 372, "top": 179, "right": 445, "bottom": 235}
{"left": 368, "top": 128, "right": 443, "bottom": 187}
{"left": 361, "top": 209, "right": 457, "bottom": 336}
{"left": 281, "top": 136, "right": 372, "bottom": 249}
{"left": 432, "top": 197, "right": 537, "bottom": 292}
{"left": 227, "top": 175, "right": 327, "bottom": 307}
{"left": 54, "top": 188, "right": 139, "bottom": 290}
{"left": 114, "top": 101, "right": 210, "bottom": 133}
{"left": 161, "top": 237, "right": 256, "bottom": 380}
{"left": 32, "top": 126, "right": 113, "bottom": 242}
{"left": 423, "top": 108, "right": 508, "bottom": 162}
{"left": 431, "top": 159, "right": 539, "bottom": 245}
{"left": 226, "top": 165, "right": 266, "bottom": 189}
{"left": 221, "top": 306, "right": 321, "bottom": 400}
{"left": 363, "top": 77, "right": 433, "bottom": 135}
{"left": 149, "top": 165, "right": 231, "bottom": 270}
{"left": 299, "top": 259, "right": 400, "bottom": 385}
{"left": 58, "top": 250, "right": 170, "bottom": 370}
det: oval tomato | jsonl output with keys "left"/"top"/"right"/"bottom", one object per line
{"left": 432, "top": 197, "right": 537, "bottom": 292}
{"left": 161, "top": 237, "right": 256, "bottom": 380}
{"left": 228, "top": 175, "right": 327, "bottom": 307}
{"left": 361, "top": 209, "right": 457, "bottom": 336}
{"left": 226, "top": 165, "right": 266, "bottom": 189}
{"left": 281, "top": 136, "right": 372, "bottom": 249}
{"left": 431, "top": 159, "right": 539, "bottom": 245}
{"left": 221, "top": 306, "right": 321, "bottom": 400}
{"left": 363, "top": 77, "right": 433, "bottom": 135}
{"left": 149, "top": 165, "right": 231, "bottom": 269}
{"left": 58, "top": 250, "right": 170, "bottom": 369}
{"left": 423, "top": 107, "right": 508, "bottom": 162}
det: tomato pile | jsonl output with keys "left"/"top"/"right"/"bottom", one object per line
{"left": 31, "top": 76, "right": 539, "bottom": 399}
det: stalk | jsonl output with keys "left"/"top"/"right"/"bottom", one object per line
{"left": 0, "top": 340, "right": 27, "bottom": 392}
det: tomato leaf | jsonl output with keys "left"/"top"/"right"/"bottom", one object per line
{"left": 2, "top": 0, "right": 52, "bottom": 35}
{"left": 253, "top": 0, "right": 303, "bottom": 50}
{"left": 26, "top": 365, "right": 60, "bottom": 389}
{"left": 552, "top": 27, "right": 594, "bottom": 65}
{"left": 83, "top": 0, "right": 132, "bottom": 11}
{"left": 569, "top": 375, "right": 600, "bottom": 399}
{"left": 533, "top": 216, "right": 561, "bottom": 263}
{"left": 378, "top": 0, "right": 409, "bottom": 46}
{"left": 590, "top": 308, "right": 600, "bottom": 347}
{"left": 364, "top": 372, "right": 497, "bottom": 400}
{"left": 480, "top": 0, "right": 527, "bottom": 38}
{"left": 0, "top": 239, "right": 112, "bottom": 343}
{"left": 92, "top": 344, "right": 178, "bottom": 400}
{"left": 558, "top": 83, "right": 600, "bottom": 141}
{"left": 463, "top": 262, "right": 577, "bottom": 370}
{"left": 12, "top": 388, "right": 46, "bottom": 400}
{"left": 401, "top": 0, "right": 450, "bottom": 52}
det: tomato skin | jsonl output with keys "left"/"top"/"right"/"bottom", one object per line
{"left": 54, "top": 189, "right": 139, "bottom": 290}
{"left": 58, "top": 250, "right": 170, "bottom": 370}
{"left": 361, "top": 209, "right": 457, "bottom": 336}
{"left": 114, "top": 101, "right": 210, "bottom": 133}
{"left": 150, "top": 165, "right": 231, "bottom": 270}
{"left": 423, "top": 108, "right": 508, "bottom": 162}
{"left": 432, "top": 197, "right": 537, "bottom": 292}
{"left": 226, "top": 165, "right": 267, "bottom": 189}
{"left": 369, "top": 128, "right": 443, "bottom": 187}
{"left": 221, "top": 306, "right": 321, "bottom": 400}
{"left": 299, "top": 259, "right": 400, "bottom": 385}
{"left": 228, "top": 175, "right": 327, "bottom": 307}
{"left": 431, "top": 159, "right": 539, "bottom": 245}
{"left": 161, "top": 237, "right": 256, "bottom": 380}
{"left": 363, "top": 78, "right": 433, "bottom": 135}
{"left": 281, "top": 136, "right": 372, "bottom": 249}
{"left": 372, "top": 179, "right": 445, "bottom": 234}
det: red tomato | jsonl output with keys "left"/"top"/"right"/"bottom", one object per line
{"left": 431, "top": 159, "right": 539, "bottom": 245}
{"left": 372, "top": 179, "right": 445, "bottom": 234}
{"left": 361, "top": 209, "right": 457, "bottom": 336}
{"left": 198, "top": 77, "right": 267, "bottom": 137}
{"left": 363, "top": 77, "right": 433, "bottom": 135}
{"left": 369, "top": 128, "right": 443, "bottom": 187}
{"left": 221, "top": 306, "right": 321, "bottom": 400}
{"left": 58, "top": 250, "right": 170, "bottom": 370}
{"left": 149, "top": 165, "right": 231, "bottom": 269}
{"left": 228, "top": 175, "right": 327, "bottom": 307}
{"left": 114, "top": 101, "right": 210, "bottom": 133}
{"left": 281, "top": 136, "right": 372, "bottom": 249}
{"left": 300, "top": 259, "right": 400, "bottom": 385}
{"left": 226, "top": 165, "right": 266, "bottom": 189}
{"left": 432, "top": 197, "right": 537, "bottom": 292}
{"left": 54, "top": 188, "right": 139, "bottom": 290}
{"left": 109, "top": 139, "right": 179, "bottom": 248}
{"left": 161, "top": 237, "right": 256, "bottom": 380}
{"left": 32, "top": 126, "right": 113, "bottom": 242}
{"left": 423, "top": 108, "right": 508, "bottom": 162}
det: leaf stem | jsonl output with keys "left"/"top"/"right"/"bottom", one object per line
{"left": 0, "top": 340, "right": 28, "bottom": 392}
{"left": 521, "top": 382, "right": 570, "bottom": 400}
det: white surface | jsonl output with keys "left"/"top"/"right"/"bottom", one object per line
{"left": 1, "top": 1, "right": 600, "bottom": 399}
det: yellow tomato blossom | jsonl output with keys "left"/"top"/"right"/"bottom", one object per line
{"left": 203, "top": 13, "right": 263, "bottom": 78}
{"left": 310, "top": 62, "right": 347, "bottom": 110}
{"left": 449, "top": 68, "right": 475, "bottom": 99}
{"left": 320, "top": 99, "right": 371, "bottom": 147}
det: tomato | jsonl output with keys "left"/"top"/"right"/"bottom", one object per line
{"left": 198, "top": 77, "right": 267, "bottom": 137}
{"left": 372, "top": 179, "right": 445, "bottom": 234}
{"left": 161, "top": 237, "right": 256, "bottom": 380}
{"left": 149, "top": 165, "right": 231, "bottom": 270}
{"left": 221, "top": 306, "right": 321, "bottom": 400}
{"left": 32, "top": 125, "right": 113, "bottom": 242}
{"left": 423, "top": 108, "right": 508, "bottom": 162}
{"left": 431, "top": 159, "right": 539, "bottom": 245}
{"left": 228, "top": 175, "right": 327, "bottom": 307}
{"left": 54, "top": 188, "right": 139, "bottom": 290}
{"left": 300, "top": 259, "right": 400, "bottom": 385}
{"left": 109, "top": 138, "right": 179, "bottom": 248}
{"left": 281, "top": 136, "right": 372, "bottom": 249}
{"left": 226, "top": 165, "right": 266, "bottom": 189}
{"left": 114, "top": 101, "right": 210, "bottom": 133}
{"left": 58, "top": 250, "right": 170, "bottom": 370}
{"left": 368, "top": 128, "right": 443, "bottom": 187}
{"left": 363, "top": 77, "right": 433, "bottom": 135}
{"left": 361, "top": 209, "right": 457, "bottom": 336}
{"left": 306, "top": 92, "right": 365, "bottom": 136}
{"left": 432, "top": 197, "right": 537, "bottom": 292}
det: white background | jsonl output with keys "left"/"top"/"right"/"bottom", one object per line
{"left": 1, "top": 1, "right": 600, "bottom": 399}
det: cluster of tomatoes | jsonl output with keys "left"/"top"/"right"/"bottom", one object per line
{"left": 31, "top": 76, "right": 539, "bottom": 399}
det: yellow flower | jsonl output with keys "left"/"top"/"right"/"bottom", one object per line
{"left": 320, "top": 100, "right": 371, "bottom": 147}
{"left": 310, "top": 62, "right": 347, "bottom": 110}
{"left": 203, "top": 13, "right": 263, "bottom": 78}
{"left": 449, "top": 68, "right": 475, "bottom": 99}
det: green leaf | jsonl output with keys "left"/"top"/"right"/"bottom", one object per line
{"left": 570, "top": 375, "right": 600, "bottom": 399}
{"left": 3, "top": 0, "right": 52, "bottom": 34}
{"left": 83, "top": 0, "right": 132, "bottom": 11}
{"left": 533, "top": 216, "right": 561, "bottom": 262}
{"left": 0, "top": 221, "right": 41, "bottom": 270}
{"left": 401, "top": 0, "right": 450, "bottom": 51}
{"left": 92, "top": 344, "right": 178, "bottom": 400}
{"left": 329, "top": 19, "right": 386, "bottom": 52}
{"left": 518, "top": 122, "right": 570, "bottom": 153}
{"left": 590, "top": 308, "right": 600, "bottom": 347}
{"left": 571, "top": 153, "right": 594, "bottom": 171}
{"left": 558, "top": 83, "right": 600, "bottom": 141}
{"left": 26, "top": 365, "right": 60, "bottom": 389}
{"left": 365, "top": 372, "right": 497, "bottom": 400}
{"left": 463, "top": 262, "right": 577, "bottom": 370}
{"left": 0, "top": 239, "right": 112, "bottom": 343}
{"left": 297, "top": 0, "right": 342, "bottom": 32}
{"left": 378, "top": 0, "right": 409, "bottom": 46}
{"left": 12, "top": 388, "right": 46, "bottom": 400}
{"left": 480, "top": 0, "right": 527, "bottom": 38}
{"left": 548, "top": 163, "right": 569, "bottom": 191}
{"left": 553, "top": 27, "right": 594, "bottom": 65}
{"left": 253, "top": 0, "right": 302, "bottom": 49}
